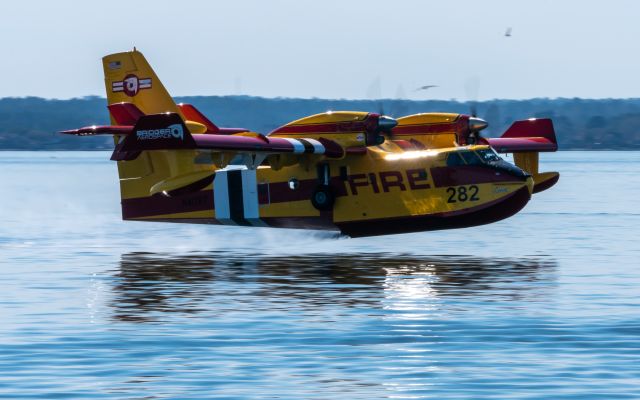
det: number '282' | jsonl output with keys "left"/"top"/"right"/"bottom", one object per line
{"left": 446, "top": 185, "right": 480, "bottom": 203}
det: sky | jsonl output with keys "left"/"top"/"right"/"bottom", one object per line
{"left": 1, "top": 0, "right": 640, "bottom": 100}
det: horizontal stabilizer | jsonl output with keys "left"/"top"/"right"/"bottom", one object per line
{"left": 119, "top": 113, "right": 196, "bottom": 153}
{"left": 60, "top": 125, "right": 133, "bottom": 136}
{"left": 178, "top": 103, "right": 249, "bottom": 135}
{"left": 108, "top": 103, "right": 145, "bottom": 125}
{"left": 177, "top": 103, "right": 219, "bottom": 133}
{"left": 61, "top": 102, "right": 145, "bottom": 135}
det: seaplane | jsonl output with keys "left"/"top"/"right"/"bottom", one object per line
{"left": 61, "top": 49, "right": 559, "bottom": 237}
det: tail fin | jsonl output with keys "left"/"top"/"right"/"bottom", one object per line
{"left": 102, "top": 50, "right": 214, "bottom": 219}
{"left": 103, "top": 49, "right": 180, "bottom": 120}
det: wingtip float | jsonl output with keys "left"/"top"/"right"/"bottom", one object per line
{"left": 61, "top": 49, "right": 559, "bottom": 237}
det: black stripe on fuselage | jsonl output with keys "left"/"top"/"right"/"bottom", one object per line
{"left": 227, "top": 170, "right": 250, "bottom": 226}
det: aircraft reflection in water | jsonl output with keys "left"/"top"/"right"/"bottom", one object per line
{"left": 109, "top": 252, "right": 557, "bottom": 322}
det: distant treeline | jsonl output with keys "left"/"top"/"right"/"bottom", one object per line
{"left": 1, "top": 96, "right": 639, "bottom": 150}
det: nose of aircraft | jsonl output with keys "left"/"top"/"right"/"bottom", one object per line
{"left": 490, "top": 159, "right": 530, "bottom": 180}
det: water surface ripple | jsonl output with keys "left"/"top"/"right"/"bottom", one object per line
{"left": 1, "top": 151, "right": 639, "bottom": 399}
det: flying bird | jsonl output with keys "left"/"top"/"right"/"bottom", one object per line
{"left": 415, "top": 85, "right": 438, "bottom": 91}
{"left": 505, "top": 27, "right": 512, "bottom": 37}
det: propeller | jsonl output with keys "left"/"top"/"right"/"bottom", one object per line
{"left": 366, "top": 78, "right": 404, "bottom": 142}
{"left": 374, "top": 114, "right": 397, "bottom": 145}
{"left": 363, "top": 113, "right": 397, "bottom": 146}
{"left": 377, "top": 85, "right": 410, "bottom": 141}
{"left": 466, "top": 112, "right": 489, "bottom": 145}
{"left": 372, "top": 90, "right": 397, "bottom": 141}
{"left": 377, "top": 102, "right": 400, "bottom": 141}
{"left": 468, "top": 117, "right": 488, "bottom": 131}
{"left": 378, "top": 115, "right": 397, "bottom": 131}
{"left": 466, "top": 97, "right": 488, "bottom": 144}
{"left": 463, "top": 77, "right": 489, "bottom": 144}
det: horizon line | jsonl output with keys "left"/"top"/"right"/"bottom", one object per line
{"left": 2, "top": 95, "right": 640, "bottom": 103}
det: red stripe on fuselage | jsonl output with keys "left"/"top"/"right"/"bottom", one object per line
{"left": 430, "top": 166, "right": 518, "bottom": 187}
{"left": 122, "top": 190, "right": 213, "bottom": 219}
{"left": 121, "top": 166, "right": 518, "bottom": 221}
{"left": 121, "top": 177, "right": 349, "bottom": 220}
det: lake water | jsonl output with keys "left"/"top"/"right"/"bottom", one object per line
{"left": 1, "top": 151, "right": 639, "bottom": 399}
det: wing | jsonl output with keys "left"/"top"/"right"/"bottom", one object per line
{"left": 481, "top": 118, "right": 558, "bottom": 153}
{"left": 61, "top": 112, "right": 345, "bottom": 163}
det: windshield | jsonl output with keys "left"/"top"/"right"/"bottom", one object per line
{"left": 446, "top": 152, "right": 465, "bottom": 167}
{"left": 447, "top": 149, "right": 502, "bottom": 167}
{"left": 460, "top": 151, "right": 483, "bottom": 166}
{"left": 476, "top": 149, "right": 501, "bottom": 163}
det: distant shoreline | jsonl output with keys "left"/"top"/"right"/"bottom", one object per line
{"left": 1, "top": 96, "right": 639, "bottom": 150}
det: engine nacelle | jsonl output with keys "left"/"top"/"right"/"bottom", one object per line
{"left": 269, "top": 111, "right": 395, "bottom": 151}
{"left": 393, "top": 113, "right": 465, "bottom": 148}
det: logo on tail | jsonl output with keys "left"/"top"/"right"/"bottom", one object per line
{"left": 136, "top": 124, "right": 184, "bottom": 140}
{"left": 112, "top": 74, "right": 152, "bottom": 97}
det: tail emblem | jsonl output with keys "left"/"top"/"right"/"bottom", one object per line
{"left": 136, "top": 123, "right": 184, "bottom": 140}
{"left": 112, "top": 74, "right": 152, "bottom": 96}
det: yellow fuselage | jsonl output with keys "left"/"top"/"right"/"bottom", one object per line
{"left": 117, "top": 140, "right": 533, "bottom": 237}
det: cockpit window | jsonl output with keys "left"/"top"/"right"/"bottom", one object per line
{"left": 476, "top": 149, "right": 501, "bottom": 163}
{"left": 460, "top": 151, "right": 483, "bottom": 166}
{"left": 446, "top": 152, "right": 465, "bottom": 167}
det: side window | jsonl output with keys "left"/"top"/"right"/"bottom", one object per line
{"left": 446, "top": 152, "right": 466, "bottom": 167}
{"left": 460, "top": 151, "right": 483, "bottom": 166}
{"left": 476, "top": 149, "right": 501, "bottom": 163}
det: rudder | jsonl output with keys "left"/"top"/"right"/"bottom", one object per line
{"left": 102, "top": 49, "right": 180, "bottom": 121}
